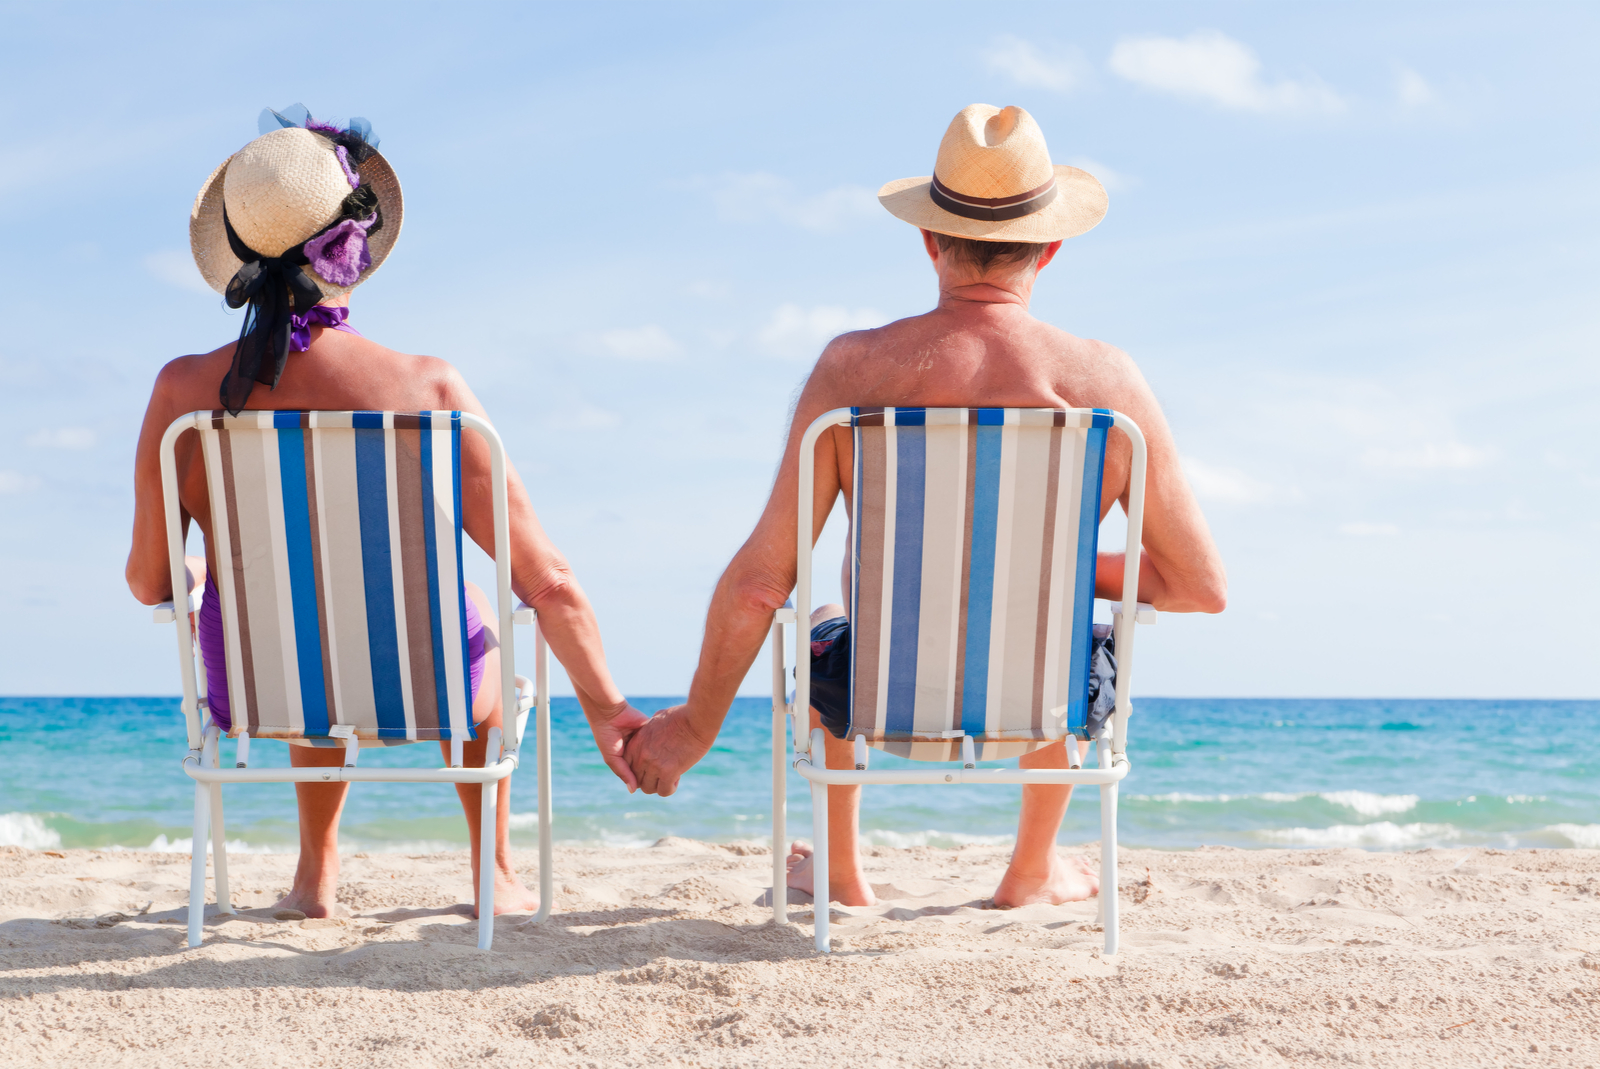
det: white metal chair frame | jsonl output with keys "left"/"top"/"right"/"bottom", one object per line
{"left": 766, "top": 407, "right": 1151, "bottom": 955}
{"left": 154, "top": 410, "right": 553, "bottom": 950}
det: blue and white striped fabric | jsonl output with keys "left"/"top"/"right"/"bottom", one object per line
{"left": 847, "top": 407, "right": 1109, "bottom": 760}
{"left": 196, "top": 411, "right": 474, "bottom": 742}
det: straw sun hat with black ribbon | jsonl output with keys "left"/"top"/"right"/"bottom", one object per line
{"left": 190, "top": 106, "right": 403, "bottom": 414}
{"left": 879, "top": 103, "right": 1106, "bottom": 243}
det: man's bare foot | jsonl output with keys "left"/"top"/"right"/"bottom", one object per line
{"left": 785, "top": 841, "right": 877, "bottom": 907}
{"left": 992, "top": 853, "right": 1099, "bottom": 908}
{"left": 472, "top": 871, "right": 540, "bottom": 918}
{"left": 271, "top": 890, "right": 348, "bottom": 919}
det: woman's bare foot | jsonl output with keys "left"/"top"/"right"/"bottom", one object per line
{"left": 473, "top": 871, "right": 540, "bottom": 918}
{"left": 785, "top": 841, "right": 878, "bottom": 907}
{"left": 992, "top": 853, "right": 1099, "bottom": 908}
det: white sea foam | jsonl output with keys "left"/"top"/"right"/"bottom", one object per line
{"left": 1317, "top": 790, "right": 1419, "bottom": 817}
{"left": 1505, "top": 795, "right": 1546, "bottom": 804}
{"left": 861, "top": 829, "right": 1014, "bottom": 849}
{"left": 1543, "top": 823, "right": 1600, "bottom": 849}
{"left": 1126, "top": 790, "right": 1418, "bottom": 817}
{"left": 0, "top": 813, "right": 62, "bottom": 850}
{"left": 1257, "top": 821, "right": 1460, "bottom": 848}
{"left": 108, "top": 834, "right": 281, "bottom": 854}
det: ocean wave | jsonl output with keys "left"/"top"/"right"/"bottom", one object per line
{"left": 1256, "top": 821, "right": 1461, "bottom": 848}
{"left": 1126, "top": 791, "right": 1418, "bottom": 816}
{"left": 1317, "top": 791, "right": 1419, "bottom": 817}
{"left": 1543, "top": 823, "right": 1600, "bottom": 849}
{"left": 0, "top": 813, "right": 62, "bottom": 850}
{"left": 108, "top": 834, "right": 282, "bottom": 855}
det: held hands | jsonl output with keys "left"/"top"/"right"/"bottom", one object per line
{"left": 623, "top": 705, "right": 716, "bottom": 797}
{"left": 586, "top": 700, "right": 652, "bottom": 792}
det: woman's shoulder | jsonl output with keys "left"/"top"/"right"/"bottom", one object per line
{"left": 331, "top": 334, "right": 477, "bottom": 410}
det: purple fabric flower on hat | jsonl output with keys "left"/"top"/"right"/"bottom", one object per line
{"left": 304, "top": 213, "right": 376, "bottom": 287}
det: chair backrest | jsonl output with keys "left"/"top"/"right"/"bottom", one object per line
{"left": 844, "top": 407, "right": 1112, "bottom": 760}
{"left": 191, "top": 410, "right": 474, "bottom": 742}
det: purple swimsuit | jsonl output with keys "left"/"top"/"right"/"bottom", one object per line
{"left": 196, "top": 577, "right": 488, "bottom": 735}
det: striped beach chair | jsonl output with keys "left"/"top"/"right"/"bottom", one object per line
{"left": 153, "top": 410, "right": 553, "bottom": 950}
{"left": 767, "top": 407, "right": 1153, "bottom": 954}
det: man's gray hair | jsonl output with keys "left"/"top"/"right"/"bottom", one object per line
{"left": 933, "top": 232, "right": 1050, "bottom": 274}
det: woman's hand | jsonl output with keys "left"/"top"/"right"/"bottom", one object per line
{"left": 586, "top": 700, "right": 652, "bottom": 792}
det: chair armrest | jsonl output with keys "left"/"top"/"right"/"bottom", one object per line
{"left": 1110, "top": 601, "right": 1157, "bottom": 624}
{"left": 152, "top": 592, "right": 199, "bottom": 624}
{"left": 773, "top": 607, "right": 797, "bottom": 624}
{"left": 512, "top": 601, "right": 536, "bottom": 626}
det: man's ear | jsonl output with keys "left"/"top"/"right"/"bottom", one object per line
{"left": 921, "top": 228, "right": 941, "bottom": 265}
{"left": 1036, "top": 240, "right": 1064, "bottom": 272}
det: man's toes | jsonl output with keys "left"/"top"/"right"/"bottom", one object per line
{"left": 788, "top": 841, "right": 813, "bottom": 858}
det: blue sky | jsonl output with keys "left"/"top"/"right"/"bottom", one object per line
{"left": 1, "top": 1, "right": 1595, "bottom": 698}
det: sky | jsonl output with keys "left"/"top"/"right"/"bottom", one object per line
{"left": 0, "top": 1, "right": 1595, "bottom": 699}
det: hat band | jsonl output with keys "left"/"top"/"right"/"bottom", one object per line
{"left": 929, "top": 175, "right": 1057, "bottom": 222}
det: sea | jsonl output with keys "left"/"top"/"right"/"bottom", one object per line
{"left": 1, "top": 697, "right": 1595, "bottom": 856}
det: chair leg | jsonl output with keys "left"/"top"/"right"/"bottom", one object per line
{"left": 535, "top": 673, "right": 553, "bottom": 925}
{"left": 770, "top": 620, "right": 788, "bottom": 926}
{"left": 525, "top": 634, "right": 554, "bottom": 927}
{"left": 1100, "top": 779, "right": 1119, "bottom": 956}
{"left": 811, "top": 773, "right": 829, "bottom": 954}
{"left": 478, "top": 728, "right": 502, "bottom": 951}
{"left": 187, "top": 782, "right": 209, "bottom": 948}
{"left": 208, "top": 783, "right": 233, "bottom": 915}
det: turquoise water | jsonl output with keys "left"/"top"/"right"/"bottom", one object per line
{"left": 1, "top": 697, "right": 1595, "bottom": 854}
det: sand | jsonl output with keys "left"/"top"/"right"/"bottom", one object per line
{"left": 0, "top": 840, "right": 1596, "bottom": 1067}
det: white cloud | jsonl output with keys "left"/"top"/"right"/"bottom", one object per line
{"left": 1108, "top": 30, "right": 1344, "bottom": 114}
{"left": 1339, "top": 522, "right": 1399, "bottom": 537}
{"left": 981, "top": 35, "right": 1084, "bottom": 92}
{"left": 757, "top": 304, "right": 888, "bottom": 360}
{"left": 598, "top": 325, "right": 681, "bottom": 361}
{"left": 1065, "top": 156, "right": 1128, "bottom": 193}
{"left": 26, "top": 427, "right": 95, "bottom": 449}
{"left": 709, "top": 173, "right": 878, "bottom": 232}
{"left": 1181, "top": 456, "right": 1273, "bottom": 503}
{"left": 143, "top": 250, "right": 214, "bottom": 295}
{"left": 0, "top": 471, "right": 40, "bottom": 493}
{"left": 1396, "top": 67, "right": 1436, "bottom": 109}
{"left": 1361, "top": 441, "right": 1491, "bottom": 470}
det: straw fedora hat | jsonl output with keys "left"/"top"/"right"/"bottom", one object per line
{"left": 189, "top": 126, "right": 402, "bottom": 298}
{"left": 878, "top": 104, "right": 1106, "bottom": 243}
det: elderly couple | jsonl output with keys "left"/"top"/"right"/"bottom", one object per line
{"left": 126, "top": 103, "right": 1226, "bottom": 920}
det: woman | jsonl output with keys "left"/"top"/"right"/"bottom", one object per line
{"left": 125, "top": 107, "right": 645, "bottom": 918}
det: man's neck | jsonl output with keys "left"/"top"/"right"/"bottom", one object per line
{"left": 936, "top": 276, "right": 1035, "bottom": 314}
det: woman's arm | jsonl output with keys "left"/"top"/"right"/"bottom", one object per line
{"left": 126, "top": 359, "right": 197, "bottom": 605}
{"left": 447, "top": 371, "right": 648, "bottom": 787}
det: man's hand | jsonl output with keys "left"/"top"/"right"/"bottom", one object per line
{"left": 586, "top": 701, "right": 652, "bottom": 792}
{"left": 624, "top": 705, "right": 716, "bottom": 796}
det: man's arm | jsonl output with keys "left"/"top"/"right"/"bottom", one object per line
{"left": 623, "top": 349, "right": 853, "bottom": 796}
{"left": 1088, "top": 347, "right": 1227, "bottom": 613}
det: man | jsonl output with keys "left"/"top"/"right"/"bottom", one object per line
{"left": 627, "top": 104, "right": 1226, "bottom": 908}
